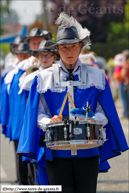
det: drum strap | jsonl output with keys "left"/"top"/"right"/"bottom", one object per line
{"left": 53, "top": 63, "right": 87, "bottom": 155}
{"left": 53, "top": 63, "right": 87, "bottom": 120}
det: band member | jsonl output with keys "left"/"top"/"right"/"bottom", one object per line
{"left": 19, "top": 40, "right": 59, "bottom": 94}
{"left": 1, "top": 42, "right": 32, "bottom": 186}
{"left": 16, "top": 40, "right": 59, "bottom": 185}
{"left": 1, "top": 36, "right": 22, "bottom": 81}
{"left": 1, "top": 29, "right": 52, "bottom": 187}
{"left": 18, "top": 13, "right": 128, "bottom": 193}
{"left": 4, "top": 28, "right": 52, "bottom": 89}
{"left": 1, "top": 28, "right": 52, "bottom": 138}
{"left": 4, "top": 36, "right": 20, "bottom": 68}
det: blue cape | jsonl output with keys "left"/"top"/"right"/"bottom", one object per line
{"left": 17, "top": 77, "right": 48, "bottom": 184}
{"left": 0, "top": 75, "right": 7, "bottom": 124}
{"left": 12, "top": 88, "right": 28, "bottom": 141}
{"left": 17, "top": 79, "right": 46, "bottom": 167}
{"left": 1, "top": 80, "right": 9, "bottom": 137}
{"left": 6, "top": 69, "right": 25, "bottom": 140}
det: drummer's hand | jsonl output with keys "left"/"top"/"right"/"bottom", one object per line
{"left": 76, "top": 117, "right": 85, "bottom": 120}
{"left": 50, "top": 115, "right": 63, "bottom": 123}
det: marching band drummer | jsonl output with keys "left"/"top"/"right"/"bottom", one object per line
{"left": 3, "top": 28, "right": 52, "bottom": 94}
{"left": 17, "top": 40, "right": 59, "bottom": 185}
{"left": 1, "top": 28, "right": 52, "bottom": 186}
{"left": 1, "top": 42, "right": 32, "bottom": 187}
{"left": 1, "top": 36, "right": 21, "bottom": 80}
{"left": 18, "top": 40, "right": 59, "bottom": 94}
{"left": 7, "top": 30, "right": 52, "bottom": 186}
{"left": 18, "top": 13, "right": 128, "bottom": 193}
{"left": 1, "top": 36, "right": 23, "bottom": 136}
{"left": 1, "top": 28, "right": 52, "bottom": 140}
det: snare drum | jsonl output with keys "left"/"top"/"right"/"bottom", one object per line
{"left": 45, "top": 119, "right": 106, "bottom": 150}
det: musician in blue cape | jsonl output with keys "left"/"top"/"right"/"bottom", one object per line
{"left": 1, "top": 28, "right": 52, "bottom": 138}
{"left": 1, "top": 29, "right": 52, "bottom": 187}
{"left": 18, "top": 13, "right": 128, "bottom": 193}
{"left": 17, "top": 40, "right": 59, "bottom": 185}
{"left": 1, "top": 42, "right": 33, "bottom": 186}
{"left": 1, "top": 36, "right": 23, "bottom": 134}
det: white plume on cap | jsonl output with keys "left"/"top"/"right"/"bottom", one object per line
{"left": 55, "top": 12, "right": 91, "bottom": 49}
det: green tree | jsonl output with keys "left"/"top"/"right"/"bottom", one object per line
{"left": 0, "top": 0, "right": 10, "bottom": 35}
{"left": 106, "top": 1, "right": 129, "bottom": 43}
{"left": 0, "top": 0, "right": 15, "bottom": 35}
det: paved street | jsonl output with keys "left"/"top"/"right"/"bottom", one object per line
{"left": 0, "top": 132, "right": 17, "bottom": 184}
{"left": 0, "top": 99, "right": 129, "bottom": 193}
{"left": 97, "top": 99, "right": 129, "bottom": 193}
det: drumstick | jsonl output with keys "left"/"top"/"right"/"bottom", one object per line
{"left": 59, "top": 92, "right": 68, "bottom": 117}
{"left": 67, "top": 91, "right": 76, "bottom": 109}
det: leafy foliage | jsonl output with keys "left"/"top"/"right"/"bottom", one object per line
{"left": 90, "top": 41, "right": 128, "bottom": 60}
{"left": 0, "top": 0, "right": 11, "bottom": 35}
{"left": 106, "top": 1, "right": 129, "bottom": 43}
{"left": 0, "top": 0, "right": 19, "bottom": 35}
{"left": 0, "top": 44, "right": 10, "bottom": 56}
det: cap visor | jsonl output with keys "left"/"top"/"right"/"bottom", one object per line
{"left": 47, "top": 36, "right": 89, "bottom": 48}
{"left": 30, "top": 49, "right": 58, "bottom": 57}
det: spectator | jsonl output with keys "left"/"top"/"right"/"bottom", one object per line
{"left": 80, "top": 47, "right": 89, "bottom": 55}
{"left": 113, "top": 53, "right": 128, "bottom": 119}
{"left": 121, "top": 50, "right": 129, "bottom": 117}
{"left": 79, "top": 52, "right": 99, "bottom": 69}
{"left": 104, "top": 68, "right": 111, "bottom": 87}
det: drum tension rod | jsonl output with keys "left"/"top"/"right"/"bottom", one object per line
{"left": 64, "top": 120, "right": 68, "bottom": 140}
{"left": 85, "top": 102, "right": 91, "bottom": 138}
{"left": 84, "top": 102, "right": 91, "bottom": 119}
{"left": 69, "top": 120, "right": 74, "bottom": 139}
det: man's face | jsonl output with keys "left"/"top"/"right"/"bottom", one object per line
{"left": 16, "top": 53, "right": 30, "bottom": 63}
{"left": 29, "top": 37, "right": 46, "bottom": 50}
{"left": 57, "top": 42, "right": 82, "bottom": 69}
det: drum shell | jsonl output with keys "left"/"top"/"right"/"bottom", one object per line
{"left": 48, "top": 123, "right": 100, "bottom": 141}
{"left": 45, "top": 120, "right": 106, "bottom": 150}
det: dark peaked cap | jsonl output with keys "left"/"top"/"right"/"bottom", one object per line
{"left": 14, "top": 42, "right": 30, "bottom": 54}
{"left": 29, "top": 40, "right": 59, "bottom": 57}
{"left": 24, "top": 28, "right": 52, "bottom": 42}
{"left": 48, "top": 26, "right": 90, "bottom": 48}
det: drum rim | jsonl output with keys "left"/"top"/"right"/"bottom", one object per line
{"left": 46, "top": 119, "right": 102, "bottom": 127}
{"left": 46, "top": 139, "right": 104, "bottom": 150}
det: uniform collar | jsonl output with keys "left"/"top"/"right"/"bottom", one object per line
{"left": 59, "top": 59, "right": 82, "bottom": 74}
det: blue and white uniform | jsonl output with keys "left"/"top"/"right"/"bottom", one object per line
{"left": 1, "top": 56, "right": 36, "bottom": 139}
{"left": 17, "top": 65, "right": 50, "bottom": 185}
{"left": 18, "top": 59, "right": 128, "bottom": 173}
